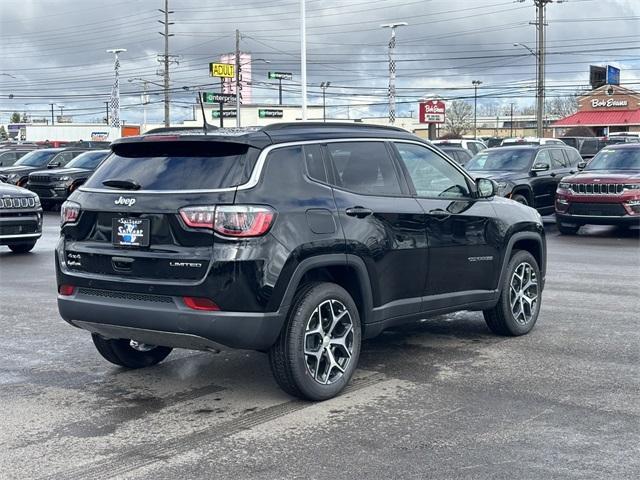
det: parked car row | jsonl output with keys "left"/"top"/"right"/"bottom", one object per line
{"left": 0, "top": 147, "right": 110, "bottom": 207}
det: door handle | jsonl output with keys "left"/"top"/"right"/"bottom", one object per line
{"left": 428, "top": 209, "right": 451, "bottom": 219}
{"left": 550, "top": 172, "right": 557, "bottom": 177}
{"left": 345, "top": 206, "right": 373, "bottom": 218}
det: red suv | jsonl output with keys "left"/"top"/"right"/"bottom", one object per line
{"left": 555, "top": 143, "right": 640, "bottom": 234}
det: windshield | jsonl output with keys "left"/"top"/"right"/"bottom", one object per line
{"left": 586, "top": 148, "right": 640, "bottom": 171}
{"left": 466, "top": 149, "right": 534, "bottom": 172}
{"left": 85, "top": 142, "right": 258, "bottom": 191}
{"left": 13, "top": 150, "right": 59, "bottom": 167}
{"left": 66, "top": 150, "right": 110, "bottom": 169}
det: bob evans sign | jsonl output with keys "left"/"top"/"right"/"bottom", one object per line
{"left": 419, "top": 100, "right": 446, "bottom": 124}
{"left": 591, "top": 98, "right": 629, "bottom": 108}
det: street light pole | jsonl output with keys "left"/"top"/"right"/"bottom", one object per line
{"left": 472, "top": 80, "right": 482, "bottom": 138}
{"left": 300, "top": 0, "right": 307, "bottom": 120}
{"left": 128, "top": 78, "right": 152, "bottom": 128}
{"left": 235, "top": 29, "right": 241, "bottom": 127}
{"left": 106, "top": 48, "right": 126, "bottom": 129}
{"left": 320, "top": 82, "right": 331, "bottom": 122}
{"left": 381, "top": 22, "right": 407, "bottom": 125}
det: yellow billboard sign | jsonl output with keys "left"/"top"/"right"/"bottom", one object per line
{"left": 209, "top": 63, "right": 235, "bottom": 78}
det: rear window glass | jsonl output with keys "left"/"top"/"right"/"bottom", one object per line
{"left": 85, "top": 142, "right": 258, "bottom": 190}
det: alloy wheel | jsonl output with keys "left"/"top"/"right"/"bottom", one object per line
{"left": 304, "top": 299, "right": 354, "bottom": 385}
{"left": 509, "top": 262, "right": 539, "bottom": 325}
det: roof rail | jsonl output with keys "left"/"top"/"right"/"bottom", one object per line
{"left": 260, "top": 121, "right": 408, "bottom": 133}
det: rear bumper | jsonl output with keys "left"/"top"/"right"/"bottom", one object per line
{"left": 57, "top": 288, "right": 286, "bottom": 351}
{"left": 556, "top": 212, "right": 640, "bottom": 226}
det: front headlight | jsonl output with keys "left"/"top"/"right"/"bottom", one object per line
{"left": 559, "top": 182, "right": 572, "bottom": 190}
{"left": 7, "top": 173, "right": 19, "bottom": 182}
{"left": 624, "top": 184, "right": 640, "bottom": 190}
{"left": 57, "top": 176, "right": 70, "bottom": 182}
{"left": 495, "top": 181, "right": 514, "bottom": 196}
{"left": 34, "top": 196, "right": 41, "bottom": 207}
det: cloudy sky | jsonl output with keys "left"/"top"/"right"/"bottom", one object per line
{"left": 0, "top": 0, "right": 638, "bottom": 124}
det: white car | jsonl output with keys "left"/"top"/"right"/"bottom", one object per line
{"left": 500, "top": 137, "right": 565, "bottom": 146}
{"left": 432, "top": 139, "right": 487, "bottom": 155}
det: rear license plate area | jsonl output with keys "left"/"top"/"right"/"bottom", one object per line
{"left": 112, "top": 217, "right": 150, "bottom": 247}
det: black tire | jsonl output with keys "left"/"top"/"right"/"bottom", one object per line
{"left": 91, "top": 334, "right": 172, "bottom": 368}
{"left": 511, "top": 193, "right": 529, "bottom": 206}
{"left": 8, "top": 241, "right": 36, "bottom": 253}
{"left": 558, "top": 223, "right": 580, "bottom": 235}
{"left": 483, "top": 250, "right": 541, "bottom": 336}
{"left": 269, "top": 282, "right": 362, "bottom": 401}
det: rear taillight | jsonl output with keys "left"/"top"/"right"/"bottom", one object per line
{"left": 183, "top": 296, "right": 220, "bottom": 311}
{"left": 61, "top": 201, "right": 80, "bottom": 225}
{"left": 179, "top": 205, "right": 275, "bottom": 237}
{"left": 58, "top": 284, "right": 76, "bottom": 296}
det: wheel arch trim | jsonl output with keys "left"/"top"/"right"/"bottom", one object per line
{"left": 278, "top": 254, "right": 374, "bottom": 323}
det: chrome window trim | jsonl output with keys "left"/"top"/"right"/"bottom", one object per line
{"left": 78, "top": 137, "right": 433, "bottom": 195}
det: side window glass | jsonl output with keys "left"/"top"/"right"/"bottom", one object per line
{"left": 467, "top": 143, "right": 478, "bottom": 154}
{"left": 549, "top": 149, "right": 567, "bottom": 169}
{"left": 304, "top": 144, "right": 327, "bottom": 183}
{"left": 395, "top": 143, "right": 470, "bottom": 198}
{"left": 569, "top": 149, "right": 582, "bottom": 166}
{"left": 327, "top": 142, "right": 402, "bottom": 196}
{"left": 535, "top": 150, "right": 551, "bottom": 166}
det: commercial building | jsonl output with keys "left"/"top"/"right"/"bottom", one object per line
{"left": 552, "top": 85, "right": 640, "bottom": 136}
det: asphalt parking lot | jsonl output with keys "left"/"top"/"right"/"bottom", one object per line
{"left": 1, "top": 212, "right": 638, "bottom": 480}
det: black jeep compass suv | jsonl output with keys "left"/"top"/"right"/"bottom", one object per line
{"left": 56, "top": 123, "right": 546, "bottom": 401}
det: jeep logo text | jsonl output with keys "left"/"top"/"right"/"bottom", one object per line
{"left": 114, "top": 196, "right": 136, "bottom": 207}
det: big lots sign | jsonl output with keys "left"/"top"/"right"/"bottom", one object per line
{"left": 419, "top": 100, "right": 446, "bottom": 124}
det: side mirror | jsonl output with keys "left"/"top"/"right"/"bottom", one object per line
{"left": 48, "top": 162, "right": 61, "bottom": 168}
{"left": 475, "top": 178, "right": 495, "bottom": 199}
{"left": 577, "top": 161, "right": 587, "bottom": 170}
{"left": 531, "top": 162, "right": 549, "bottom": 173}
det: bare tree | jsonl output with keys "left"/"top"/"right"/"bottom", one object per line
{"left": 444, "top": 100, "right": 473, "bottom": 137}
{"left": 545, "top": 95, "right": 578, "bottom": 118}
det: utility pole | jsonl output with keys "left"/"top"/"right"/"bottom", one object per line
{"left": 472, "top": 80, "right": 482, "bottom": 138}
{"left": 533, "top": 0, "right": 555, "bottom": 137}
{"left": 381, "top": 22, "right": 407, "bottom": 125}
{"left": 104, "top": 101, "right": 109, "bottom": 125}
{"left": 300, "top": 0, "right": 307, "bottom": 120}
{"left": 235, "top": 29, "right": 241, "bottom": 127}
{"left": 50, "top": 103, "right": 55, "bottom": 126}
{"left": 320, "top": 82, "right": 331, "bottom": 122}
{"left": 106, "top": 48, "right": 126, "bottom": 129}
{"left": 158, "top": 0, "right": 175, "bottom": 127}
{"left": 510, "top": 103, "right": 514, "bottom": 137}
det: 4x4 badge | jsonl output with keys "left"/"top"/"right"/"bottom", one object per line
{"left": 114, "top": 196, "right": 136, "bottom": 207}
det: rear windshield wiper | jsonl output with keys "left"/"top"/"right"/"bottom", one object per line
{"left": 102, "top": 178, "right": 141, "bottom": 190}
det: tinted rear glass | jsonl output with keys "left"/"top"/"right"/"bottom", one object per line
{"left": 560, "top": 138, "right": 578, "bottom": 148}
{"left": 85, "top": 142, "right": 258, "bottom": 190}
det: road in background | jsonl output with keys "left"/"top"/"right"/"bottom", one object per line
{"left": 1, "top": 213, "right": 638, "bottom": 479}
